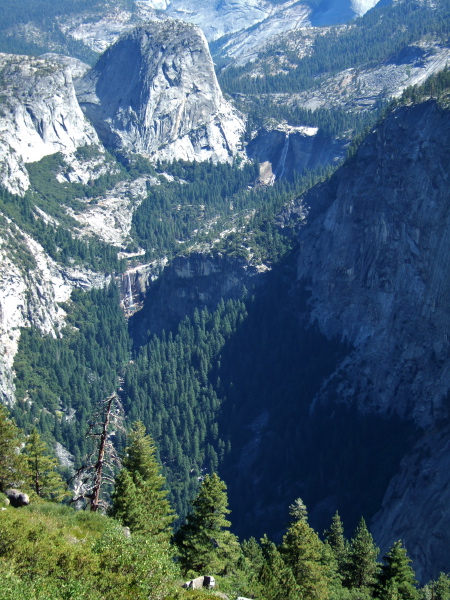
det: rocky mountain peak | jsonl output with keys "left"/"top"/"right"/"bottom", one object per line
{"left": 76, "top": 19, "right": 245, "bottom": 162}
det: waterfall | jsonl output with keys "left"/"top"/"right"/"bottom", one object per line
{"left": 274, "top": 133, "right": 290, "bottom": 180}
{"left": 127, "top": 273, "right": 134, "bottom": 309}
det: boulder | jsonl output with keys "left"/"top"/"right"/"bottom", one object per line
{"left": 183, "top": 575, "right": 215, "bottom": 589}
{"left": 5, "top": 489, "right": 30, "bottom": 507}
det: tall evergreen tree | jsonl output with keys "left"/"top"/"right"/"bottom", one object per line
{"left": 174, "top": 473, "right": 240, "bottom": 576}
{"left": 434, "top": 573, "right": 450, "bottom": 600}
{"left": 24, "top": 428, "right": 68, "bottom": 501}
{"left": 0, "top": 405, "right": 28, "bottom": 492}
{"left": 377, "top": 540, "right": 418, "bottom": 600}
{"left": 259, "top": 535, "right": 303, "bottom": 600}
{"left": 289, "top": 497, "right": 309, "bottom": 523}
{"left": 280, "top": 517, "right": 330, "bottom": 600}
{"left": 325, "top": 511, "right": 349, "bottom": 574}
{"left": 345, "top": 517, "right": 379, "bottom": 591}
{"left": 111, "top": 421, "right": 175, "bottom": 540}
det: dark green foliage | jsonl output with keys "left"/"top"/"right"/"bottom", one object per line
{"left": 132, "top": 159, "right": 259, "bottom": 259}
{"left": 175, "top": 473, "right": 240, "bottom": 576}
{"left": 259, "top": 535, "right": 303, "bottom": 600}
{"left": 280, "top": 517, "right": 330, "bottom": 600}
{"left": 0, "top": 185, "right": 125, "bottom": 274}
{"left": 345, "top": 517, "right": 380, "bottom": 591}
{"left": 239, "top": 95, "right": 383, "bottom": 139}
{"left": 111, "top": 421, "right": 175, "bottom": 540}
{"left": 26, "top": 152, "right": 127, "bottom": 210}
{"left": 24, "top": 428, "right": 68, "bottom": 501}
{"left": 12, "top": 282, "right": 130, "bottom": 465}
{"left": 0, "top": 405, "right": 28, "bottom": 492}
{"left": 325, "top": 512, "right": 349, "bottom": 575}
{"left": 433, "top": 573, "right": 450, "bottom": 600}
{"left": 398, "top": 66, "right": 450, "bottom": 106}
{"left": 377, "top": 541, "right": 419, "bottom": 600}
{"left": 123, "top": 299, "right": 247, "bottom": 521}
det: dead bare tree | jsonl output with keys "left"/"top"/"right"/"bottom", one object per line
{"left": 72, "top": 391, "right": 124, "bottom": 511}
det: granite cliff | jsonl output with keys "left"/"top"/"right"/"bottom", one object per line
{"left": 0, "top": 53, "right": 100, "bottom": 195}
{"left": 294, "top": 96, "right": 450, "bottom": 579}
{"left": 76, "top": 20, "right": 245, "bottom": 163}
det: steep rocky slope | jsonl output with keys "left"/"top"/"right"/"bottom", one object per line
{"left": 262, "top": 40, "right": 450, "bottom": 112}
{"left": 0, "top": 53, "right": 101, "bottom": 195}
{"left": 294, "top": 96, "right": 450, "bottom": 578}
{"left": 76, "top": 20, "right": 245, "bottom": 162}
{"left": 0, "top": 220, "right": 109, "bottom": 406}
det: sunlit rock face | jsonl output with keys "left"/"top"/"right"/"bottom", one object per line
{"left": 0, "top": 53, "right": 99, "bottom": 195}
{"left": 76, "top": 20, "right": 245, "bottom": 163}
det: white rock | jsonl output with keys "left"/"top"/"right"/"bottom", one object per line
{"left": 0, "top": 53, "right": 101, "bottom": 195}
{"left": 76, "top": 20, "right": 245, "bottom": 164}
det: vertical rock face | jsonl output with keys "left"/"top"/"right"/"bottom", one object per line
{"left": 129, "top": 252, "right": 265, "bottom": 343}
{"left": 295, "top": 98, "right": 450, "bottom": 578}
{"left": 297, "top": 99, "right": 450, "bottom": 428}
{"left": 0, "top": 53, "right": 100, "bottom": 195}
{"left": 76, "top": 20, "right": 245, "bottom": 162}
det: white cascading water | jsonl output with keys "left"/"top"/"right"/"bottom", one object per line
{"left": 127, "top": 273, "right": 134, "bottom": 308}
{"left": 274, "top": 133, "right": 290, "bottom": 180}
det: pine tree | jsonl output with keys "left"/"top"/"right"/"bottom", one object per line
{"left": 289, "top": 497, "right": 308, "bottom": 523}
{"left": 280, "top": 517, "right": 330, "bottom": 600}
{"left": 345, "top": 517, "right": 380, "bottom": 591}
{"left": 24, "top": 428, "right": 68, "bottom": 501}
{"left": 325, "top": 511, "right": 349, "bottom": 574}
{"left": 175, "top": 473, "right": 240, "bottom": 576}
{"left": 111, "top": 422, "right": 175, "bottom": 540}
{"left": 0, "top": 405, "right": 28, "bottom": 492}
{"left": 377, "top": 540, "right": 418, "bottom": 600}
{"left": 434, "top": 573, "right": 450, "bottom": 600}
{"left": 259, "top": 535, "right": 303, "bottom": 600}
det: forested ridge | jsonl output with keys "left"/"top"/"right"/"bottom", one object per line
{"left": 0, "top": 0, "right": 132, "bottom": 61}
{"left": 218, "top": 0, "right": 450, "bottom": 96}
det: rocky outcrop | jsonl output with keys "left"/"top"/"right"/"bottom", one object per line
{"left": 297, "top": 99, "right": 450, "bottom": 427}
{"left": 310, "top": 0, "right": 379, "bottom": 26}
{"left": 67, "top": 175, "right": 158, "bottom": 247}
{"left": 290, "top": 41, "right": 450, "bottom": 112}
{"left": 0, "top": 53, "right": 101, "bottom": 195}
{"left": 129, "top": 252, "right": 266, "bottom": 341}
{"left": 371, "top": 425, "right": 450, "bottom": 582}
{"left": 295, "top": 98, "right": 450, "bottom": 578}
{"left": 76, "top": 20, "right": 245, "bottom": 163}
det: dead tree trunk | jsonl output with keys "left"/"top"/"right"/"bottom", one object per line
{"left": 90, "top": 393, "right": 115, "bottom": 512}
{"left": 72, "top": 391, "right": 123, "bottom": 512}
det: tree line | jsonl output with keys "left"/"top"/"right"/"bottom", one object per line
{"left": 1, "top": 405, "right": 448, "bottom": 600}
